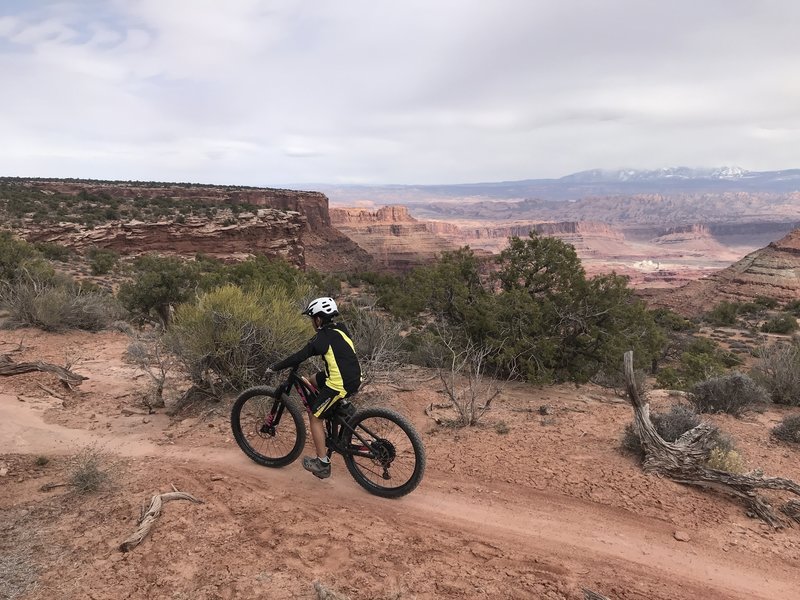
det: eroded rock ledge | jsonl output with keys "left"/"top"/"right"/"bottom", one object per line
{"left": 23, "top": 209, "right": 307, "bottom": 266}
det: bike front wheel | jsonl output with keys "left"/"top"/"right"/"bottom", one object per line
{"left": 343, "top": 407, "right": 426, "bottom": 498}
{"left": 231, "top": 386, "right": 306, "bottom": 467}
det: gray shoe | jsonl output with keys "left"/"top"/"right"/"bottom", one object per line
{"left": 302, "top": 456, "right": 331, "bottom": 479}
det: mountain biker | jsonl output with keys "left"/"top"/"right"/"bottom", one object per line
{"left": 266, "top": 297, "right": 361, "bottom": 479}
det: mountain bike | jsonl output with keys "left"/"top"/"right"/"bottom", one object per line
{"left": 231, "top": 366, "right": 425, "bottom": 498}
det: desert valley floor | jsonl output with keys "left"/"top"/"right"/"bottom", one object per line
{"left": 2, "top": 329, "right": 800, "bottom": 600}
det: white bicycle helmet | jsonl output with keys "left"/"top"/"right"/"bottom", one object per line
{"left": 302, "top": 297, "right": 339, "bottom": 318}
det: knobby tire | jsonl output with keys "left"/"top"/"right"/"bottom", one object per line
{"left": 343, "top": 406, "right": 426, "bottom": 498}
{"left": 231, "top": 386, "right": 306, "bottom": 467}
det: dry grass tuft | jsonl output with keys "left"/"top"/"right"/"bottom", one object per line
{"left": 67, "top": 445, "right": 116, "bottom": 494}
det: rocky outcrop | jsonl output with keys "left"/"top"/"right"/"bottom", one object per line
{"left": 331, "top": 205, "right": 457, "bottom": 270}
{"left": 30, "top": 180, "right": 332, "bottom": 229}
{"left": 23, "top": 209, "right": 307, "bottom": 266}
{"left": 649, "top": 223, "right": 734, "bottom": 256}
{"left": 330, "top": 206, "right": 416, "bottom": 225}
{"left": 9, "top": 179, "right": 374, "bottom": 272}
{"left": 641, "top": 228, "right": 800, "bottom": 315}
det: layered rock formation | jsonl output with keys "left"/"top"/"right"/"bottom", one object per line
{"left": 22, "top": 209, "right": 307, "bottom": 266}
{"left": 430, "top": 219, "right": 633, "bottom": 258}
{"left": 26, "top": 180, "right": 332, "bottom": 229}
{"left": 641, "top": 228, "right": 800, "bottom": 315}
{"left": 649, "top": 224, "right": 739, "bottom": 259}
{"left": 330, "top": 207, "right": 457, "bottom": 270}
{"left": 8, "top": 179, "right": 373, "bottom": 272}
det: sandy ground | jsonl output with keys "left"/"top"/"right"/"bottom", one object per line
{"left": 2, "top": 329, "right": 800, "bottom": 600}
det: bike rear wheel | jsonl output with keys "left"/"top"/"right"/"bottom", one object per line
{"left": 231, "top": 386, "right": 306, "bottom": 467}
{"left": 343, "top": 407, "right": 425, "bottom": 498}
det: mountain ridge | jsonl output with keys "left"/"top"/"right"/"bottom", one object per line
{"left": 316, "top": 167, "right": 800, "bottom": 203}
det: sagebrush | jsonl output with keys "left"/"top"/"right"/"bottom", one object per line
{"left": 622, "top": 403, "right": 741, "bottom": 471}
{"left": 0, "top": 276, "right": 123, "bottom": 332}
{"left": 168, "top": 283, "right": 314, "bottom": 392}
{"left": 751, "top": 341, "right": 800, "bottom": 406}
{"left": 772, "top": 415, "right": 800, "bottom": 444}
{"left": 689, "top": 371, "right": 768, "bottom": 416}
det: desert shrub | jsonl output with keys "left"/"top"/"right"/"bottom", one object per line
{"left": 33, "top": 241, "right": 72, "bottom": 262}
{"left": 689, "top": 371, "right": 768, "bottom": 416}
{"left": 0, "top": 276, "right": 124, "bottom": 331}
{"left": 168, "top": 284, "right": 313, "bottom": 391}
{"left": 371, "top": 239, "right": 664, "bottom": 385}
{"left": 87, "top": 247, "right": 118, "bottom": 275}
{"left": 592, "top": 367, "right": 647, "bottom": 398}
{"left": 494, "top": 420, "right": 510, "bottom": 434}
{"left": 653, "top": 403, "right": 703, "bottom": 441}
{"left": 655, "top": 337, "right": 739, "bottom": 390}
{"left": 652, "top": 308, "right": 695, "bottom": 332}
{"left": 772, "top": 415, "right": 800, "bottom": 444}
{"left": 705, "top": 447, "right": 746, "bottom": 473}
{"left": 754, "top": 295, "right": 779, "bottom": 309}
{"left": 126, "top": 333, "right": 177, "bottom": 409}
{"left": 436, "top": 335, "right": 505, "bottom": 427}
{"left": 0, "top": 232, "right": 53, "bottom": 283}
{"left": 761, "top": 314, "right": 798, "bottom": 335}
{"left": 785, "top": 300, "right": 800, "bottom": 317}
{"left": 705, "top": 301, "right": 739, "bottom": 326}
{"left": 737, "top": 302, "right": 764, "bottom": 316}
{"left": 622, "top": 404, "right": 740, "bottom": 470}
{"left": 622, "top": 404, "right": 701, "bottom": 454}
{"left": 751, "top": 341, "right": 800, "bottom": 406}
{"left": 67, "top": 446, "right": 115, "bottom": 494}
{"left": 118, "top": 255, "right": 200, "bottom": 326}
{"left": 340, "top": 304, "right": 405, "bottom": 388}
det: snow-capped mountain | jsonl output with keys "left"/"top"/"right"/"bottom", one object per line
{"left": 559, "top": 166, "right": 751, "bottom": 183}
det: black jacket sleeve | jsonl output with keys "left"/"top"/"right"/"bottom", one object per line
{"left": 271, "top": 335, "right": 324, "bottom": 371}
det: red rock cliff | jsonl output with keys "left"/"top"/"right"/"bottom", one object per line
{"left": 23, "top": 209, "right": 307, "bottom": 266}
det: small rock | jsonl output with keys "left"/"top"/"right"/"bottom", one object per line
{"left": 538, "top": 404, "right": 553, "bottom": 415}
{"left": 210, "top": 475, "right": 224, "bottom": 481}
{"left": 142, "top": 417, "right": 150, "bottom": 424}
{"left": 0, "top": 468, "right": 9, "bottom": 477}
{"left": 121, "top": 408, "right": 135, "bottom": 416}
{"left": 90, "top": 413, "right": 97, "bottom": 420}
{"left": 673, "top": 531, "right": 691, "bottom": 542}
{"left": 17, "top": 396, "right": 25, "bottom": 402}
{"left": 208, "top": 423, "right": 215, "bottom": 428}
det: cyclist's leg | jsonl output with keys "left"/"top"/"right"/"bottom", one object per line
{"left": 308, "top": 384, "right": 339, "bottom": 458}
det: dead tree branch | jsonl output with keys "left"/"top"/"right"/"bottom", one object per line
{"left": 623, "top": 350, "right": 800, "bottom": 528}
{"left": 0, "top": 355, "right": 86, "bottom": 387}
{"left": 119, "top": 489, "right": 203, "bottom": 552}
{"left": 583, "top": 589, "right": 611, "bottom": 600}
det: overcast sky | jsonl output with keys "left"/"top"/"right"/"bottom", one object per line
{"left": 1, "top": 1, "right": 798, "bottom": 186}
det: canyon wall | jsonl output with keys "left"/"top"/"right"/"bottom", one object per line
{"left": 641, "top": 228, "right": 800, "bottom": 315}
{"left": 330, "top": 206, "right": 456, "bottom": 270}
{"left": 22, "top": 209, "right": 307, "bottom": 266}
{"left": 9, "top": 180, "right": 373, "bottom": 272}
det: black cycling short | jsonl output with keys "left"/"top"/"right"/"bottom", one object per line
{"left": 310, "top": 371, "right": 348, "bottom": 418}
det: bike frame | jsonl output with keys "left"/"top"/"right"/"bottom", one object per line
{"left": 273, "top": 367, "right": 387, "bottom": 463}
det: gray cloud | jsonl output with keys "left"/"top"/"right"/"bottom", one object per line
{"left": 0, "top": 0, "right": 798, "bottom": 185}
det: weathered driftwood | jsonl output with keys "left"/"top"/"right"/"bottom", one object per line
{"left": 582, "top": 589, "right": 611, "bottom": 600}
{"left": 0, "top": 355, "right": 87, "bottom": 387}
{"left": 624, "top": 350, "right": 800, "bottom": 528}
{"left": 313, "top": 581, "right": 350, "bottom": 600}
{"left": 119, "top": 489, "right": 203, "bottom": 552}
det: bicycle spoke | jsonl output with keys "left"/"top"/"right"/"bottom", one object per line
{"left": 234, "top": 393, "right": 305, "bottom": 466}
{"left": 350, "top": 416, "right": 416, "bottom": 488}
